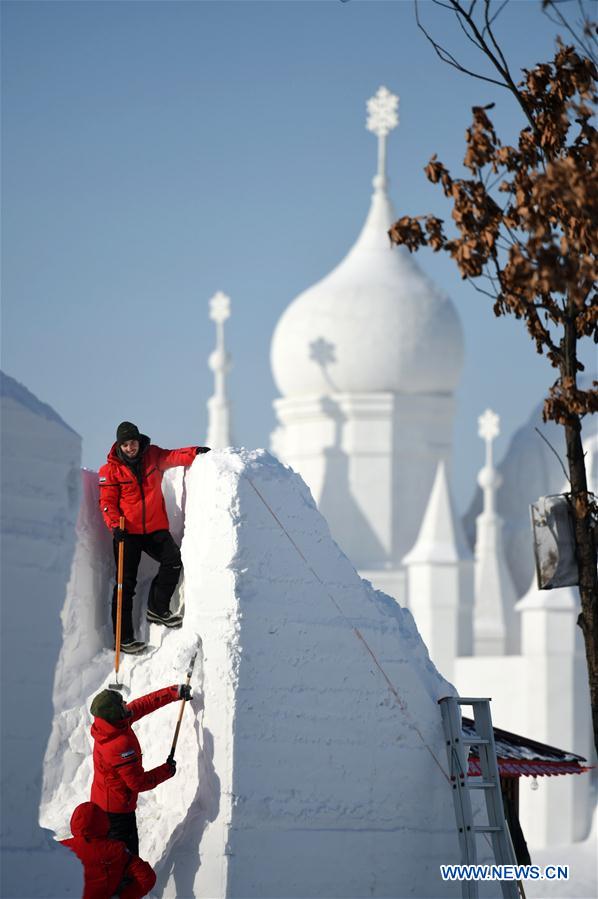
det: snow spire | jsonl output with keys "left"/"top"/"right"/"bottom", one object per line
{"left": 403, "top": 461, "right": 471, "bottom": 565}
{"left": 478, "top": 408, "right": 500, "bottom": 514}
{"left": 472, "top": 409, "right": 518, "bottom": 654}
{"left": 366, "top": 85, "right": 399, "bottom": 189}
{"left": 403, "top": 461, "right": 474, "bottom": 676}
{"left": 206, "top": 291, "right": 233, "bottom": 449}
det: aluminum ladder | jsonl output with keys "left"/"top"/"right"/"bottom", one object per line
{"left": 438, "top": 696, "right": 523, "bottom": 899}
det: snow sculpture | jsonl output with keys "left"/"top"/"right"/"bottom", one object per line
{"left": 0, "top": 371, "right": 81, "bottom": 896}
{"left": 516, "top": 579, "right": 593, "bottom": 846}
{"left": 473, "top": 410, "right": 518, "bottom": 654}
{"left": 271, "top": 87, "right": 463, "bottom": 602}
{"left": 366, "top": 84, "right": 399, "bottom": 188}
{"left": 42, "top": 449, "right": 467, "bottom": 898}
{"left": 462, "top": 399, "right": 573, "bottom": 597}
{"left": 403, "top": 461, "right": 474, "bottom": 677}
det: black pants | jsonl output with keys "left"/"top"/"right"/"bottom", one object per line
{"left": 107, "top": 810, "right": 139, "bottom": 855}
{"left": 112, "top": 530, "right": 182, "bottom": 642}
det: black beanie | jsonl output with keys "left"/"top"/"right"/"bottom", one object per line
{"left": 90, "top": 689, "right": 127, "bottom": 723}
{"left": 116, "top": 421, "right": 141, "bottom": 445}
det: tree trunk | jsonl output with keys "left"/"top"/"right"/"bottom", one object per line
{"left": 563, "top": 317, "right": 598, "bottom": 758}
{"left": 565, "top": 417, "right": 598, "bottom": 758}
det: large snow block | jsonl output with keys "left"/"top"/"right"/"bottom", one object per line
{"left": 0, "top": 373, "right": 81, "bottom": 893}
{"left": 42, "top": 449, "right": 462, "bottom": 898}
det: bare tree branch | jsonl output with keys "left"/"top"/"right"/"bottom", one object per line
{"left": 482, "top": 0, "right": 509, "bottom": 35}
{"left": 448, "top": 0, "right": 537, "bottom": 130}
{"left": 415, "top": 0, "right": 510, "bottom": 88}
{"left": 463, "top": 277, "right": 498, "bottom": 300}
{"left": 543, "top": 0, "right": 598, "bottom": 63}
{"left": 534, "top": 426, "right": 572, "bottom": 483}
{"left": 454, "top": 2, "right": 489, "bottom": 54}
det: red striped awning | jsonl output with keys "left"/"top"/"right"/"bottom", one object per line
{"left": 468, "top": 757, "right": 590, "bottom": 778}
{"left": 461, "top": 716, "right": 589, "bottom": 779}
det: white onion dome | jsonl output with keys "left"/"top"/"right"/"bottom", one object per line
{"left": 271, "top": 87, "right": 463, "bottom": 398}
{"left": 271, "top": 176, "right": 463, "bottom": 397}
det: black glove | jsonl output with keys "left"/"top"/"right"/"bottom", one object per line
{"left": 195, "top": 446, "right": 211, "bottom": 455}
{"left": 178, "top": 684, "right": 193, "bottom": 701}
{"left": 166, "top": 757, "right": 177, "bottom": 775}
{"left": 112, "top": 527, "right": 126, "bottom": 543}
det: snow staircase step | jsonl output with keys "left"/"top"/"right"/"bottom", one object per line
{"left": 438, "top": 696, "right": 521, "bottom": 899}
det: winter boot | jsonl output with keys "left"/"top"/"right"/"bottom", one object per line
{"left": 146, "top": 608, "right": 183, "bottom": 628}
{"left": 119, "top": 639, "right": 147, "bottom": 654}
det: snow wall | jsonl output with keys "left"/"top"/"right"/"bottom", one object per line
{"left": 42, "top": 448, "right": 474, "bottom": 898}
{"left": 0, "top": 372, "right": 82, "bottom": 896}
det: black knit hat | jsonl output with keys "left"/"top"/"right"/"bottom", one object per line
{"left": 116, "top": 421, "right": 141, "bottom": 445}
{"left": 90, "top": 689, "right": 127, "bottom": 723}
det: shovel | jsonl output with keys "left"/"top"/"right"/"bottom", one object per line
{"left": 109, "top": 516, "right": 127, "bottom": 692}
{"left": 167, "top": 646, "right": 199, "bottom": 763}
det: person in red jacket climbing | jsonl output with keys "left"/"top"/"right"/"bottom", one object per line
{"left": 61, "top": 801, "right": 155, "bottom": 899}
{"left": 89, "top": 684, "right": 192, "bottom": 855}
{"left": 99, "top": 421, "right": 210, "bottom": 653}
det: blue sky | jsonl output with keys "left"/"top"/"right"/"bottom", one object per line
{"left": 2, "top": 0, "right": 593, "bottom": 510}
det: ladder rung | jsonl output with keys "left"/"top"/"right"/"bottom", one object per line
{"left": 440, "top": 696, "right": 518, "bottom": 876}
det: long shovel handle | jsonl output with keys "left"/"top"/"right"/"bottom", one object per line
{"left": 168, "top": 649, "right": 198, "bottom": 763}
{"left": 114, "top": 515, "right": 125, "bottom": 676}
{"left": 168, "top": 699, "right": 187, "bottom": 764}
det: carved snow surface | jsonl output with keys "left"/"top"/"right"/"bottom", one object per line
{"left": 41, "top": 448, "right": 464, "bottom": 898}
{"left": 1, "top": 371, "right": 81, "bottom": 895}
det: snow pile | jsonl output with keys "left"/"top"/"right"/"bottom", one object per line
{"left": 42, "top": 448, "right": 468, "bottom": 898}
{"left": 525, "top": 804, "right": 597, "bottom": 899}
{"left": 0, "top": 372, "right": 81, "bottom": 895}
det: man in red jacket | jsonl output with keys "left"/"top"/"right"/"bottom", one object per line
{"left": 61, "top": 801, "right": 155, "bottom": 899}
{"left": 89, "top": 684, "right": 191, "bottom": 855}
{"left": 99, "top": 421, "right": 210, "bottom": 653}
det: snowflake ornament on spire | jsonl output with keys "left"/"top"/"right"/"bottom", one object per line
{"left": 366, "top": 86, "right": 399, "bottom": 138}
{"left": 478, "top": 408, "right": 500, "bottom": 443}
{"left": 366, "top": 86, "right": 399, "bottom": 183}
{"left": 209, "top": 291, "right": 231, "bottom": 324}
{"left": 477, "top": 408, "right": 501, "bottom": 499}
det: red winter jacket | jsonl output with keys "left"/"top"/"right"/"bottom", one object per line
{"left": 99, "top": 436, "right": 197, "bottom": 534}
{"left": 61, "top": 801, "right": 156, "bottom": 899}
{"left": 90, "top": 686, "right": 179, "bottom": 814}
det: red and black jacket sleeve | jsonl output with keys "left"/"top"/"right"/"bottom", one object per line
{"left": 126, "top": 685, "right": 179, "bottom": 723}
{"left": 115, "top": 752, "right": 173, "bottom": 795}
{"left": 98, "top": 463, "right": 122, "bottom": 531}
{"left": 155, "top": 446, "right": 199, "bottom": 471}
